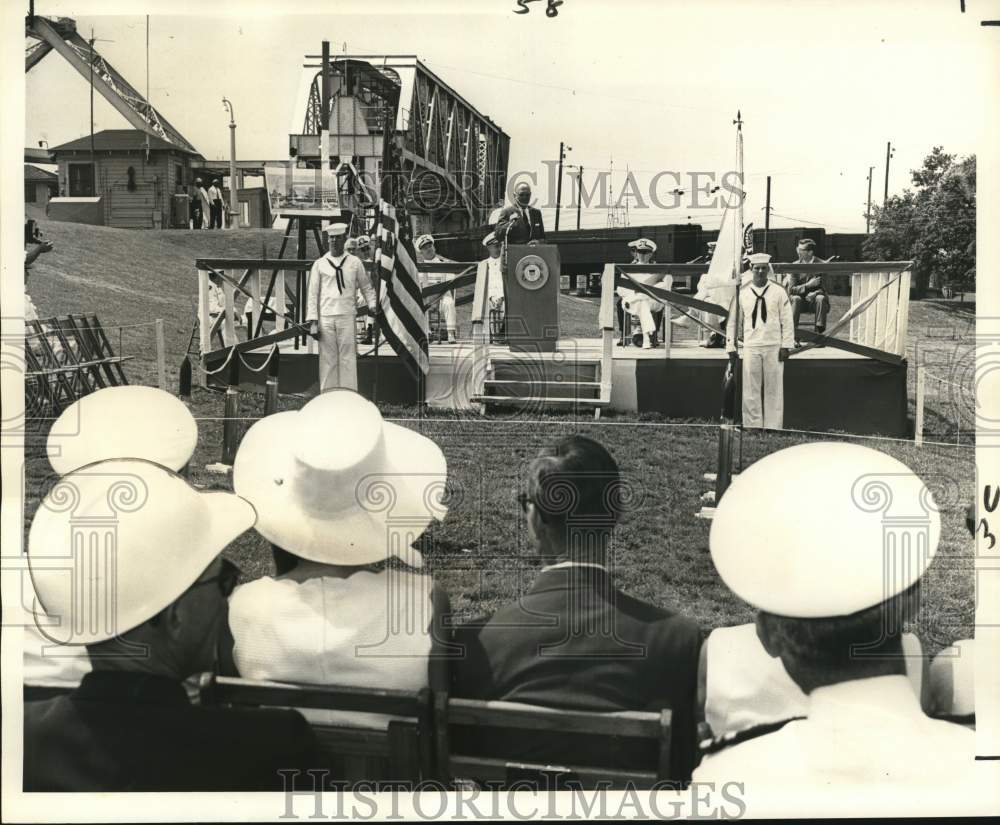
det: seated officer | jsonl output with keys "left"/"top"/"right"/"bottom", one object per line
{"left": 617, "top": 238, "right": 670, "bottom": 349}
{"left": 417, "top": 234, "right": 457, "bottom": 344}
{"left": 24, "top": 459, "right": 318, "bottom": 791}
{"left": 783, "top": 238, "right": 830, "bottom": 337}
{"left": 694, "top": 443, "right": 977, "bottom": 798}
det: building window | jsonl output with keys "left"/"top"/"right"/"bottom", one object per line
{"left": 25, "top": 183, "right": 37, "bottom": 203}
{"left": 127, "top": 166, "right": 137, "bottom": 191}
{"left": 68, "top": 163, "right": 95, "bottom": 197}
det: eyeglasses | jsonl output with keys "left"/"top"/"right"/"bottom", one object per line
{"left": 191, "top": 558, "right": 241, "bottom": 598}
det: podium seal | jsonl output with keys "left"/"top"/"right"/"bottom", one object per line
{"left": 514, "top": 255, "right": 550, "bottom": 291}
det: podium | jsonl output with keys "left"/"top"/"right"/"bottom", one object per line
{"left": 503, "top": 244, "right": 560, "bottom": 353}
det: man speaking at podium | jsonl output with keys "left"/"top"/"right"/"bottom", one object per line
{"left": 494, "top": 181, "right": 546, "bottom": 245}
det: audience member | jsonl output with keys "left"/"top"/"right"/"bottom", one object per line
{"left": 228, "top": 390, "right": 452, "bottom": 725}
{"left": 693, "top": 442, "right": 976, "bottom": 793}
{"left": 452, "top": 435, "right": 703, "bottom": 782}
{"left": 24, "top": 459, "right": 317, "bottom": 791}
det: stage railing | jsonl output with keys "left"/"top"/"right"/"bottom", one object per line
{"left": 599, "top": 265, "right": 616, "bottom": 405}
{"left": 468, "top": 260, "right": 490, "bottom": 410}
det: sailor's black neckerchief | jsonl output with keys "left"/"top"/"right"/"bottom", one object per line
{"left": 750, "top": 284, "right": 769, "bottom": 328}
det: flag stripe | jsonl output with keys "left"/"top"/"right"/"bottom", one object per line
{"left": 372, "top": 198, "right": 430, "bottom": 375}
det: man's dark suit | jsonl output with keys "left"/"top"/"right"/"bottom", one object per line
{"left": 24, "top": 671, "right": 319, "bottom": 792}
{"left": 493, "top": 203, "right": 546, "bottom": 245}
{"left": 452, "top": 564, "right": 703, "bottom": 783}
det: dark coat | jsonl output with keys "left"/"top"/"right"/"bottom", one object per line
{"left": 23, "top": 671, "right": 319, "bottom": 792}
{"left": 451, "top": 564, "right": 703, "bottom": 782}
{"left": 493, "top": 204, "right": 546, "bottom": 245}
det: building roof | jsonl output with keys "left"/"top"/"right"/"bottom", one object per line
{"left": 49, "top": 129, "right": 202, "bottom": 156}
{"left": 24, "top": 164, "right": 58, "bottom": 182}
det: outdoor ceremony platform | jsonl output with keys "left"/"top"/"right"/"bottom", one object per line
{"left": 199, "top": 259, "right": 913, "bottom": 438}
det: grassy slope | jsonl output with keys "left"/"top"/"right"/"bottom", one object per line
{"left": 23, "top": 221, "right": 976, "bottom": 651}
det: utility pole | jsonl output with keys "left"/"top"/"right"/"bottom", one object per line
{"left": 883, "top": 141, "right": 894, "bottom": 206}
{"left": 555, "top": 141, "right": 571, "bottom": 231}
{"left": 866, "top": 165, "right": 874, "bottom": 233}
{"left": 89, "top": 31, "right": 95, "bottom": 195}
{"left": 763, "top": 175, "right": 772, "bottom": 253}
{"left": 571, "top": 165, "right": 583, "bottom": 230}
{"left": 223, "top": 98, "right": 238, "bottom": 229}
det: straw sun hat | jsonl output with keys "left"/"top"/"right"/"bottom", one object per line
{"left": 233, "top": 389, "right": 448, "bottom": 568}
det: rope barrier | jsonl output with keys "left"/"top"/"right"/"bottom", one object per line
{"left": 236, "top": 344, "right": 279, "bottom": 374}
{"left": 202, "top": 345, "right": 237, "bottom": 377}
{"left": 923, "top": 372, "right": 966, "bottom": 392}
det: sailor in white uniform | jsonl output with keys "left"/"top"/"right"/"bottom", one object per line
{"left": 306, "top": 223, "right": 377, "bottom": 392}
{"left": 482, "top": 231, "right": 506, "bottom": 342}
{"left": 725, "top": 252, "right": 794, "bottom": 429}
{"left": 695, "top": 443, "right": 979, "bottom": 806}
{"left": 417, "top": 234, "right": 457, "bottom": 344}
{"left": 616, "top": 238, "right": 671, "bottom": 349}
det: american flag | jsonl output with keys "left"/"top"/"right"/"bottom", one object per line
{"left": 373, "top": 199, "right": 430, "bottom": 375}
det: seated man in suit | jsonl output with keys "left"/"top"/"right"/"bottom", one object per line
{"left": 782, "top": 238, "right": 830, "bottom": 341}
{"left": 452, "top": 435, "right": 704, "bottom": 783}
{"left": 24, "top": 459, "right": 318, "bottom": 792}
{"left": 493, "top": 181, "right": 546, "bottom": 246}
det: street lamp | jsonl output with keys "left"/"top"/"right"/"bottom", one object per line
{"left": 555, "top": 142, "right": 572, "bottom": 231}
{"left": 222, "top": 97, "right": 238, "bottom": 229}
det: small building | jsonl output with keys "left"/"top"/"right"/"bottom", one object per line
{"left": 48, "top": 129, "right": 203, "bottom": 229}
{"left": 24, "top": 164, "right": 59, "bottom": 209}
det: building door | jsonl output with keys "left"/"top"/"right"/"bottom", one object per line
{"left": 68, "top": 163, "right": 95, "bottom": 197}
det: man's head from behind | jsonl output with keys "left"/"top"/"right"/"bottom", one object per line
{"left": 710, "top": 442, "right": 940, "bottom": 695}
{"left": 522, "top": 435, "right": 622, "bottom": 564}
{"left": 796, "top": 238, "right": 816, "bottom": 262}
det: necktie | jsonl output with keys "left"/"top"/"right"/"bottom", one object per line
{"left": 330, "top": 259, "right": 345, "bottom": 293}
{"left": 750, "top": 285, "right": 768, "bottom": 329}
{"left": 522, "top": 206, "right": 530, "bottom": 239}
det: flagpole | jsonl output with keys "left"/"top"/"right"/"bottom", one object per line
{"left": 733, "top": 111, "right": 744, "bottom": 432}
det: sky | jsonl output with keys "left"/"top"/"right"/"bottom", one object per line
{"left": 22, "top": 0, "right": 999, "bottom": 233}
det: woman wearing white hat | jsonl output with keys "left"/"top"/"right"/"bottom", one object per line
{"left": 24, "top": 386, "right": 200, "bottom": 699}
{"left": 24, "top": 458, "right": 318, "bottom": 791}
{"left": 228, "top": 390, "right": 452, "bottom": 723}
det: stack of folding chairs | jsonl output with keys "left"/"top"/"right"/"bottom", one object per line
{"left": 24, "top": 315, "right": 133, "bottom": 417}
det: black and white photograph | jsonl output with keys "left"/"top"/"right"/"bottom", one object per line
{"left": 3, "top": 0, "right": 999, "bottom": 819}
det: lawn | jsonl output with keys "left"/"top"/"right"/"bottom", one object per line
{"left": 21, "top": 220, "right": 977, "bottom": 653}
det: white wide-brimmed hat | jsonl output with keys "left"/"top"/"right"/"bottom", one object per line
{"left": 28, "top": 458, "right": 256, "bottom": 645}
{"left": 233, "top": 389, "right": 447, "bottom": 567}
{"left": 710, "top": 442, "right": 940, "bottom": 618}
{"left": 47, "top": 386, "right": 198, "bottom": 476}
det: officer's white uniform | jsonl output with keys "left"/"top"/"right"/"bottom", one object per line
{"left": 306, "top": 225, "right": 376, "bottom": 391}
{"left": 696, "top": 442, "right": 981, "bottom": 809}
{"left": 416, "top": 234, "right": 457, "bottom": 342}
{"left": 617, "top": 238, "right": 670, "bottom": 348}
{"left": 725, "top": 255, "right": 794, "bottom": 429}
{"left": 483, "top": 232, "right": 505, "bottom": 307}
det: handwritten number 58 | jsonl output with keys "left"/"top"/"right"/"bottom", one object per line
{"left": 514, "top": 0, "right": 564, "bottom": 16}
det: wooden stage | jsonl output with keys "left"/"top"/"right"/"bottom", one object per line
{"left": 210, "top": 334, "right": 908, "bottom": 437}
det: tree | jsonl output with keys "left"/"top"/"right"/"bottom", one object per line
{"left": 863, "top": 147, "right": 975, "bottom": 296}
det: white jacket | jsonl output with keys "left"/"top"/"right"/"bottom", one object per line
{"left": 725, "top": 281, "right": 795, "bottom": 351}
{"left": 306, "top": 253, "right": 376, "bottom": 319}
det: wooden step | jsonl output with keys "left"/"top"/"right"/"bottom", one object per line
{"left": 471, "top": 394, "right": 609, "bottom": 408}
{"left": 490, "top": 360, "right": 600, "bottom": 384}
{"left": 483, "top": 378, "right": 601, "bottom": 400}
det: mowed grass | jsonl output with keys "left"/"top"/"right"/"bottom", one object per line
{"left": 22, "top": 221, "right": 976, "bottom": 654}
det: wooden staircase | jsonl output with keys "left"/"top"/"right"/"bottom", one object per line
{"left": 470, "top": 350, "right": 610, "bottom": 418}
{"left": 468, "top": 259, "right": 617, "bottom": 419}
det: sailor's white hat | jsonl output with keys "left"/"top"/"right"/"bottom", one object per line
{"left": 324, "top": 222, "right": 348, "bottom": 236}
{"left": 710, "top": 442, "right": 940, "bottom": 618}
{"left": 357, "top": 235, "right": 371, "bottom": 246}
{"left": 747, "top": 252, "right": 772, "bottom": 265}
{"left": 47, "top": 386, "right": 198, "bottom": 476}
{"left": 483, "top": 232, "right": 499, "bottom": 247}
{"left": 415, "top": 234, "right": 435, "bottom": 249}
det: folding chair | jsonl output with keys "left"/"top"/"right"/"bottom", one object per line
{"left": 200, "top": 676, "right": 434, "bottom": 786}
{"left": 434, "top": 694, "right": 673, "bottom": 790}
{"left": 81, "top": 314, "right": 130, "bottom": 385}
